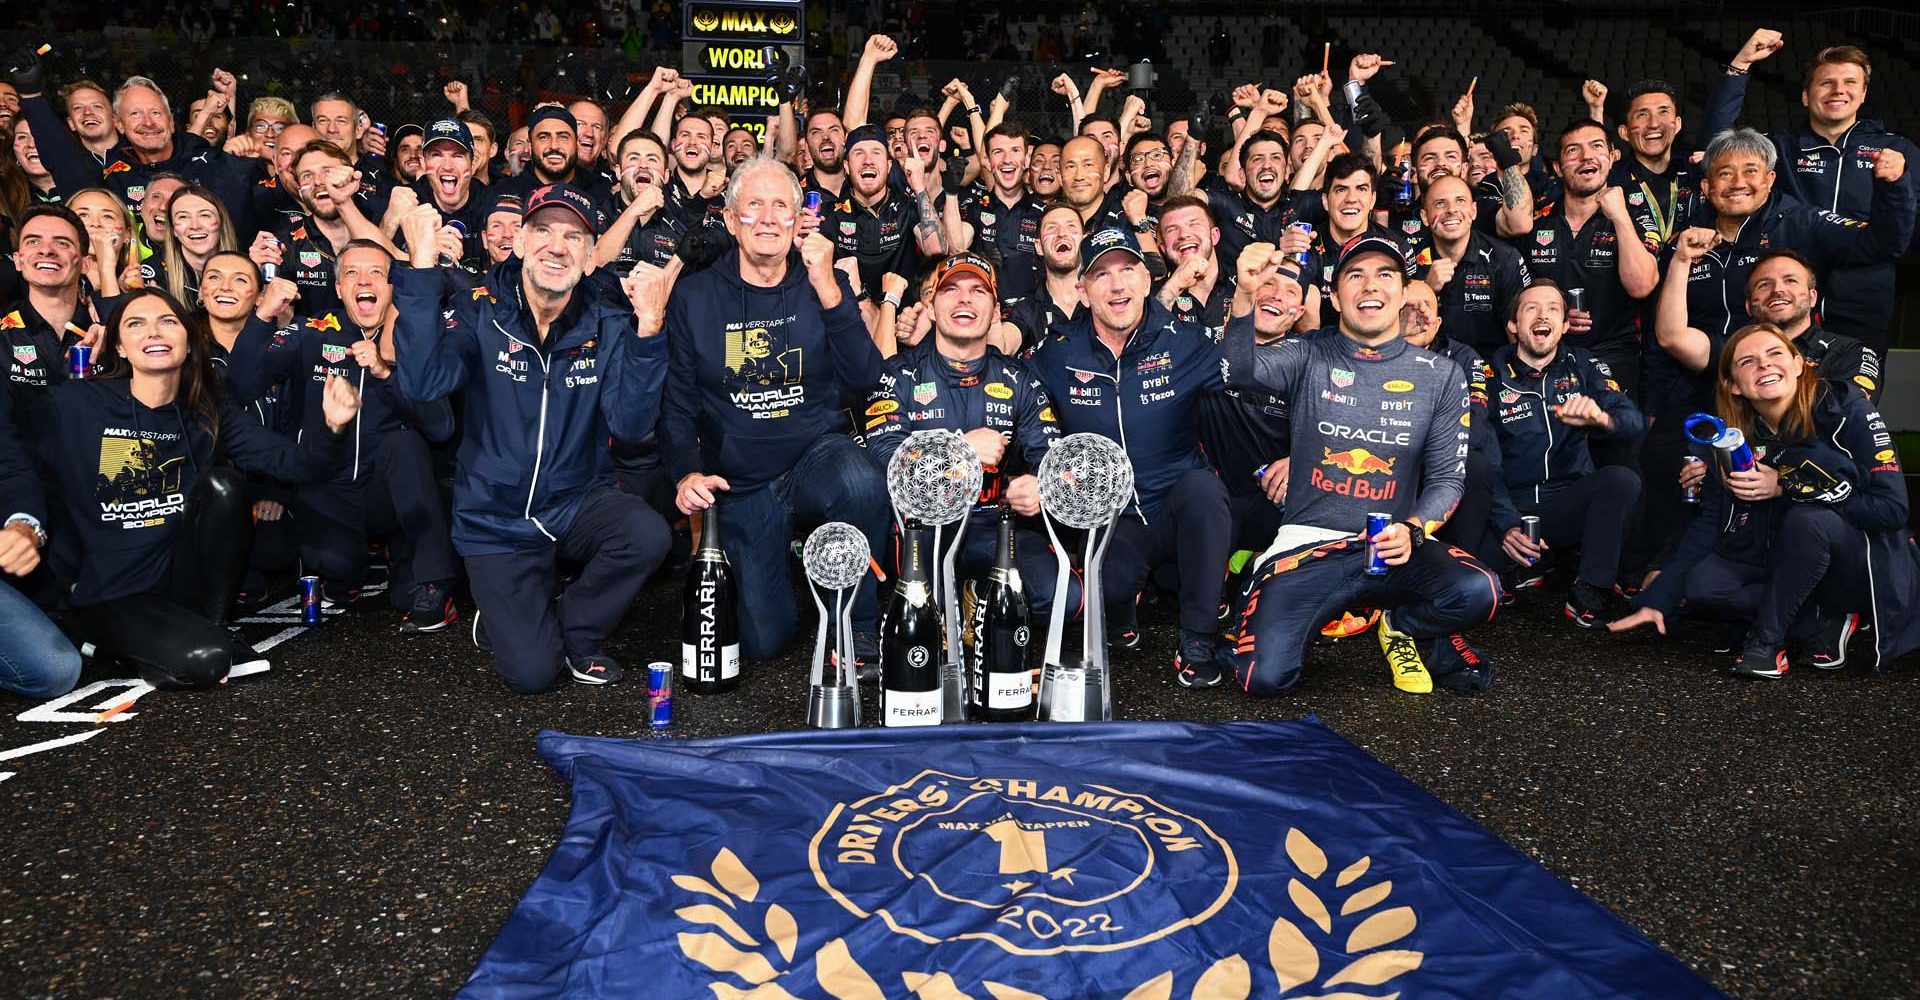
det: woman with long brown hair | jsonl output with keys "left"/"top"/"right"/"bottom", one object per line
{"left": 151, "top": 182, "right": 240, "bottom": 307}
{"left": 1611, "top": 323, "right": 1920, "bottom": 676}
{"left": 34, "top": 288, "right": 360, "bottom": 689}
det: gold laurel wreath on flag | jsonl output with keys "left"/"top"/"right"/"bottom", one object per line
{"left": 672, "top": 828, "right": 1421, "bottom": 999}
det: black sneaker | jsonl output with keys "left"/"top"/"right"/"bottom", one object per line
{"left": 1114, "top": 628, "right": 1142, "bottom": 652}
{"left": 1173, "top": 635, "right": 1225, "bottom": 689}
{"left": 567, "top": 652, "right": 626, "bottom": 685}
{"left": 854, "top": 630, "right": 881, "bottom": 684}
{"left": 1801, "top": 612, "right": 1859, "bottom": 671}
{"left": 1563, "top": 581, "right": 1610, "bottom": 629}
{"left": 1426, "top": 634, "right": 1493, "bottom": 695}
{"left": 471, "top": 608, "right": 492, "bottom": 653}
{"left": 1731, "top": 645, "right": 1788, "bottom": 679}
{"left": 400, "top": 581, "right": 457, "bottom": 634}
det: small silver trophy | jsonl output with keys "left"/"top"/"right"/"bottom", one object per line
{"left": 1036, "top": 433, "right": 1135, "bottom": 722}
{"left": 884, "top": 429, "right": 985, "bottom": 724}
{"left": 803, "top": 522, "right": 870, "bottom": 729}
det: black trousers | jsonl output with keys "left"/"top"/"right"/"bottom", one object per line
{"left": 1437, "top": 449, "right": 1497, "bottom": 556}
{"left": 1104, "top": 468, "right": 1232, "bottom": 636}
{"left": 296, "top": 427, "right": 457, "bottom": 605}
{"left": 1230, "top": 537, "right": 1500, "bottom": 695}
{"left": 65, "top": 468, "right": 258, "bottom": 690}
{"left": 464, "top": 487, "right": 672, "bottom": 694}
{"left": 1685, "top": 505, "right": 1869, "bottom": 648}
{"left": 1494, "top": 466, "right": 1641, "bottom": 589}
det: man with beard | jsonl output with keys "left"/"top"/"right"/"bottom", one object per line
{"left": 1028, "top": 227, "right": 1233, "bottom": 689}
{"left": 60, "top": 80, "right": 119, "bottom": 164}
{"left": 243, "top": 122, "right": 320, "bottom": 239}
{"left": 1123, "top": 132, "right": 1174, "bottom": 216}
{"left": 1701, "top": 31, "right": 1919, "bottom": 350}
{"left": 1027, "top": 139, "right": 1063, "bottom": 199}
{"left": 722, "top": 126, "right": 760, "bottom": 171}
{"left": 480, "top": 192, "right": 522, "bottom": 267}
{"left": 1153, "top": 195, "right": 1234, "bottom": 332}
{"left": 393, "top": 186, "right": 674, "bottom": 693}
{"left": 249, "top": 141, "right": 389, "bottom": 317}
{"left": 802, "top": 107, "right": 849, "bottom": 200}
{"left": 664, "top": 112, "right": 726, "bottom": 233}
{"left": 1483, "top": 282, "right": 1644, "bottom": 627}
{"left": 863, "top": 252, "right": 1075, "bottom": 620}
{"left": 957, "top": 124, "right": 1045, "bottom": 306}
{"left": 497, "top": 106, "right": 613, "bottom": 219}
{"left": 661, "top": 160, "right": 888, "bottom": 667}
{"left": 387, "top": 124, "right": 425, "bottom": 186}
{"left": 1742, "top": 250, "right": 1879, "bottom": 400}
{"left": 598, "top": 130, "right": 684, "bottom": 273}
{"left": 1395, "top": 125, "right": 1531, "bottom": 244}
{"left": 1487, "top": 103, "right": 1558, "bottom": 202}
{"left": 1520, "top": 121, "right": 1659, "bottom": 401}
{"left": 1405, "top": 175, "right": 1530, "bottom": 356}
{"left": 1608, "top": 80, "right": 1700, "bottom": 254}
{"left": 1186, "top": 129, "right": 1290, "bottom": 276}
{"left": 310, "top": 93, "right": 388, "bottom": 199}
{"left": 1002, "top": 201, "right": 1085, "bottom": 349}
{"left": 821, "top": 124, "right": 944, "bottom": 306}
{"left": 1221, "top": 237, "right": 1496, "bottom": 697}
{"left": 230, "top": 241, "right": 459, "bottom": 634}
{"left": 407, "top": 117, "right": 491, "bottom": 268}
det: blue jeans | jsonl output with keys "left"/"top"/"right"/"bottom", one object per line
{"left": 0, "top": 577, "right": 81, "bottom": 699}
{"left": 715, "top": 434, "right": 890, "bottom": 660}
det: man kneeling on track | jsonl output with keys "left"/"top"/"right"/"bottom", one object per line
{"left": 1483, "top": 281, "right": 1645, "bottom": 626}
{"left": 1221, "top": 236, "right": 1499, "bottom": 696}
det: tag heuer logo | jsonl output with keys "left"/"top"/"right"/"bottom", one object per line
{"left": 1401, "top": 219, "right": 1421, "bottom": 234}
{"left": 507, "top": 340, "right": 523, "bottom": 354}
{"left": 1074, "top": 370, "right": 1095, "bottom": 384}
{"left": 980, "top": 212, "right": 996, "bottom": 226}
{"left": 839, "top": 221, "right": 856, "bottom": 235}
{"left": 320, "top": 344, "right": 348, "bottom": 363}
{"left": 126, "top": 185, "right": 146, "bottom": 203}
{"left": 1534, "top": 229, "right": 1554, "bottom": 246}
{"left": 1330, "top": 367, "right": 1355, "bottom": 389}
{"left": 300, "top": 251, "right": 323, "bottom": 268}
{"left": 912, "top": 381, "right": 937, "bottom": 405}
{"left": 1628, "top": 192, "right": 1644, "bottom": 206}
{"left": 11, "top": 345, "right": 36, "bottom": 364}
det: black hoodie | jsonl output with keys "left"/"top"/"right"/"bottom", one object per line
{"left": 37, "top": 379, "right": 342, "bottom": 605}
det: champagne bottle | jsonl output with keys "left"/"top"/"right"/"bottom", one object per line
{"left": 680, "top": 507, "right": 740, "bottom": 694}
{"left": 883, "top": 520, "right": 944, "bottom": 726}
{"left": 974, "top": 507, "right": 1034, "bottom": 721}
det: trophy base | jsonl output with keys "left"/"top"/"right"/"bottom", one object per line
{"left": 1036, "top": 661, "right": 1111, "bottom": 723}
{"left": 807, "top": 685, "right": 859, "bottom": 729}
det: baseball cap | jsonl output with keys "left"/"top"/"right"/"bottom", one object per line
{"left": 846, "top": 124, "right": 888, "bottom": 153}
{"left": 527, "top": 104, "right": 578, "bottom": 132}
{"left": 524, "top": 183, "right": 601, "bottom": 235}
{"left": 933, "top": 251, "right": 997, "bottom": 299}
{"left": 423, "top": 117, "right": 473, "bottom": 154}
{"left": 1078, "top": 227, "right": 1145, "bottom": 276}
{"left": 391, "top": 122, "right": 425, "bottom": 146}
{"left": 485, "top": 191, "right": 525, "bottom": 219}
{"left": 1332, "top": 233, "right": 1407, "bottom": 278}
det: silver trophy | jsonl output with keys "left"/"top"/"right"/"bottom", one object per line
{"left": 1036, "top": 433, "right": 1135, "bottom": 723}
{"left": 804, "top": 522, "right": 871, "bottom": 729}
{"left": 884, "top": 429, "right": 985, "bottom": 723}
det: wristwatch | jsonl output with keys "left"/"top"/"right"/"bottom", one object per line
{"left": 4, "top": 513, "right": 46, "bottom": 549}
{"left": 1404, "top": 520, "right": 1429, "bottom": 548}
{"left": 1131, "top": 217, "right": 1155, "bottom": 234}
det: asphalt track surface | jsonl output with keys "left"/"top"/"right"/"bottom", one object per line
{"left": 2, "top": 566, "right": 1916, "bottom": 1000}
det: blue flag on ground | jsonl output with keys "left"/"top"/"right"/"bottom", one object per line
{"left": 462, "top": 718, "right": 1726, "bottom": 999}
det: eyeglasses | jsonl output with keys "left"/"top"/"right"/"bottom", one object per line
{"left": 1129, "top": 149, "right": 1171, "bottom": 165}
{"left": 251, "top": 121, "right": 289, "bottom": 135}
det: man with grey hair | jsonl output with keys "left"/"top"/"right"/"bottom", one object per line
{"left": 659, "top": 157, "right": 891, "bottom": 669}
{"left": 97, "top": 73, "right": 260, "bottom": 224}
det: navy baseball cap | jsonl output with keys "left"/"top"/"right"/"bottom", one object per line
{"left": 527, "top": 104, "right": 578, "bottom": 132}
{"left": 524, "top": 183, "right": 600, "bottom": 235}
{"left": 846, "top": 124, "right": 888, "bottom": 153}
{"left": 1333, "top": 233, "right": 1407, "bottom": 278}
{"left": 391, "top": 122, "right": 425, "bottom": 146}
{"left": 485, "top": 191, "right": 525, "bottom": 219}
{"left": 423, "top": 117, "right": 473, "bottom": 154}
{"left": 1078, "top": 227, "right": 1145, "bottom": 276}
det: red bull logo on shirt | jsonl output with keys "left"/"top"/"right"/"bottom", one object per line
{"left": 1313, "top": 448, "right": 1400, "bottom": 500}
{"left": 1322, "top": 447, "right": 1395, "bottom": 476}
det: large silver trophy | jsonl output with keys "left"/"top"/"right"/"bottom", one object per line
{"left": 884, "top": 430, "right": 985, "bottom": 723}
{"left": 1036, "top": 433, "right": 1135, "bottom": 722}
{"left": 804, "top": 522, "right": 870, "bottom": 729}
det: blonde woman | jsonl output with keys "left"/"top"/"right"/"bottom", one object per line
{"left": 67, "top": 187, "right": 143, "bottom": 296}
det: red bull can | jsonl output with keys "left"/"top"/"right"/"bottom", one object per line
{"left": 647, "top": 661, "right": 674, "bottom": 728}
{"left": 1521, "top": 515, "right": 1540, "bottom": 545}
{"left": 1366, "top": 512, "right": 1391, "bottom": 575}
{"left": 299, "top": 575, "right": 323, "bottom": 624}
{"left": 805, "top": 190, "right": 822, "bottom": 213}
{"left": 1682, "top": 456, "right": 1704, "bottom": 505}
{"left": 1290, "top": 221, "right": 1314, "bottom": 266}
{"left": 66, "top": 344, "right": 92, "bottom": 380}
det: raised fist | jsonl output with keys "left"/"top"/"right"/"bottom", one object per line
{"left": 1236, "top": 241, "right": 1277, "bottom": 287}
{"left": 623, "top": 262, "right": 670, "bottom": 335}
{"left": 1733, "top": 28, "right": 1784, "bottom": 70}
{"left": 863, "top": 34, "right": 899, "bottom": 63}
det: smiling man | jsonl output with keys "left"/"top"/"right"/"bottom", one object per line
{"left": 1221, "top": 235, "right": 1497, "bottom": 697}
{"left": 392, "top": 183, "right": 674, "bottom": 694}
{"left": 1482, "top": 281, "right": 1644, "bottom": 627}
{"left": 3, "top": 206, "right": 104, "bottom": 429}
{"left": 250, "top": 140, "right": 386, "bottom": 317}
{"left": 1027, "top": 226, "right": 1233, "bottom": 690}
{"left": 1700, "top": 31, "right": 1920, "bottom": 350}
{"left": 1743, "top": 249, "right": 1880, "bottom": 401}
{"left": 409, "top": 117, "right": 491, "bottom": 268}
{"left": 1607, "top": 80, "right": 1700, "bottom": 251}
{"left": 1405, "top": 174, "right": 1530, "bottom": 355}
{"left": 957, "top": 124, "right": 1045, "bottom": 306}
{"left": 497, "top": 105, "right": 614, "bottom": 219}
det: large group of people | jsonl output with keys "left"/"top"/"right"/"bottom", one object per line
{"left": 2, "top": 23, "right": 1917, "bottom": 705}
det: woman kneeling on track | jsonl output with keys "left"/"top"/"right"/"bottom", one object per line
{"left": 1610, "top": 323, "right": 1920, "bottom": 677}
{"left": 37, "top": 289, "right": 360, "bottom": 689}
